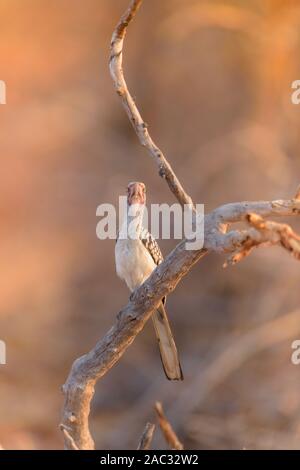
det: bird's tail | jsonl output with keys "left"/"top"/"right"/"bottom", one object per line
{"left": 151, "top": 303, "right": 183, "bottom": 381}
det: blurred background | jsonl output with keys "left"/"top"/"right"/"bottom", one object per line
{"left": 0, "top": 0, "right": 300, "bottom": 450}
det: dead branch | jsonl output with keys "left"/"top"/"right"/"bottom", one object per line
{"left": 223, "top": 212, "right": 300, "bottom": 266}
{"left": 212, "top": 198, "right": 300, "bottom": 225}
{"left": 155, "top": 402, "right": 183, "bottom": 450}
{"left": 109, "top": 0, "right": 194, "bottom": 208}
{"left": 60, "top": 424, "right": 79, "bottom": 450}
{"left": 61, "top": 241, "right": 207, "bottom": 449}
{"left": 137, "top": 422, "right": 155, "bottom": 450}
{"left": 61, "top": 0, "right": 300, "bottom": 450}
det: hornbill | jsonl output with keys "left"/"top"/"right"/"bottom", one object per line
{"left": 115, "top": 182, "right": 183, "bottom": 380}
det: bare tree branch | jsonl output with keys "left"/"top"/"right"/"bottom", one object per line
{"left": 212, "top": 197, "right": 300, "bottom": 224}
{"left": 109, "top": 0, "right": 194, "bottom": 208}
{"left": 61, "top": 242, "right": 207, "bottom": 449}
{"left": 137, "top": 422, "right": 155, "bottom": 450}
{"left": 222, "top": 212, "right": 300, "bottom": 266}
{"left": 60, "top": 0, "right": 300, "bottom": 450}
{"left": 155, "top": 402, "right": 183, "bottom": 450}
{"left": 60, "top": 424, "right": 79, "bottom": 451}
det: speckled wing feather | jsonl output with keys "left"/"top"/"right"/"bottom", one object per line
{"left": 140, "top": 228, "right": 165, "bottom": 304}
{"left": 140, "top": 229, "right": 163, "bottom": 266}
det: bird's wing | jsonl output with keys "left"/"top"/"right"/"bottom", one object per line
{"left": 140, "top": 229, "right": 165, "bottom": 304}
{"left": 140, "top": 229, "right": 164, "bottom": 266}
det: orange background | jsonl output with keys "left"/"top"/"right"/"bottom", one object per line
{"left": 0, "top": 0, "right": 300, "bottom": 449}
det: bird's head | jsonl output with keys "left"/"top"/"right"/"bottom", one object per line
{"left": 127, "top": 182, "right": 146, "bottom": 206}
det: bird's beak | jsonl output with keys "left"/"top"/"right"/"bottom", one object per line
{"left": 127, "top": 182, "right": 146, "bottom": 206}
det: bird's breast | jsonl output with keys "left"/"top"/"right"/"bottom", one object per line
{"left": 115, "top": 238, "right": 156, "bottom": 292}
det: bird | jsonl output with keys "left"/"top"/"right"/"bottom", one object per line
{"left": 115, "top": 181, "right": 183, "bottom": 380}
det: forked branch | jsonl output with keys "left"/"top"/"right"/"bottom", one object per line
{"left": 61, "top": 0, "right": 300, "bottom": 450}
